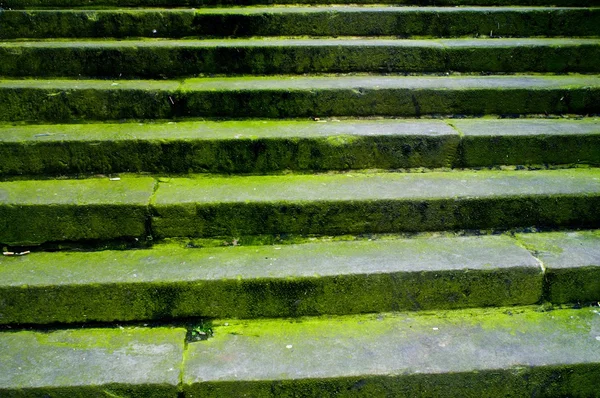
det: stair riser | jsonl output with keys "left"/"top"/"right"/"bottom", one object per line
{"left": 152, "top": 197, "right": 600, "bottom": 237}
{"left": 3, "top": 135, "right": 600, "bottom": 177}
{"left": 0, "top": 268, "right": 543, "bottom": 324}
{"left": 2, "top": 44, "right": 598, "bottom": 78}
{"left": 0, "top": 136, "right": 460, "bottom": 175}
{"left": 187, "top": 366, "right": 600, "bottom": 398}
{"left": 2, "top": 9, "right": 598, "bottom": 39}
{"left": 1, "top": 86, "right": 598, "bottom": 121}
{"left": 0, "top": 235, "right": 553, "bottom": 324}
{"left": 3, "top": 197, "right": 599, "bottom": 245}
{"left": 3, "top": 170, "right": 600, "bottom": 245}
{"left": 1, "top": 231, "right": 599, "bottom": 324}
{"left": 5, "top": 119, "right": 599, "bottom": 176}
{"left": 2, "top": 0, "right": 597, "bottom": 8}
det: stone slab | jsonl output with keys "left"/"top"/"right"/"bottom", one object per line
{"left": 1, "top": 38, "right": 597, "bottom": 77}
{"left": 0, "top": 177, "right": 155, "bottom": 245}
{"left": 1, "top": 118, "right": 598, "bottom": 175}
{"left": 1, "top": 75, "right": 598, "bottom": 121}
{"left": 1, "top": 0, "right": 594, "bottom": 8}
{"left": 0, "top": 327, "right": 185, "bottom": 397}
{"left": 183, "top": 306, "right": 600, "bottom": 397}
{"left": 0, "top": 235, "right": 541, "bottom": 324}
{"left": 151, "top": 169, "right": 600, "bottom": 237}
{"left": 452, "top": 118, "right": 600, "bottom": 166}
{"left": 1, "top": 7, "right": 597, "bottom": 39}
{"left": 0, "top": 119, "right": 459, "bottom": 175}
{"left": 517, "top": 230, "right": 600, "bottom": 305}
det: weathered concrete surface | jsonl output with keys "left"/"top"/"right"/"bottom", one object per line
{"left": 1, "top": 0, "right": 594, "bottom": 8}
{"left": 1, "top": 75, "right": 598, "bottom": 121}
{"left": 0, "top": 177, "right": 156, "bottom": 245}
{"left": 1, "top": 118, "right": 598, "bottom": 176}
{"left": 151, "top": 169, "right": 600, "bottom": 237}
{"left": 0, "top": 235, "right": 541, "bottom": 324}
{"left": 453, "top": 118, "right": 600, "bottom": 166}
{"left": 1, "top": 38, "right": 597, "bottom": 77}
{"left": 184, "top": 307, "right": 600, "bottom": 397}
{"left": 0, "top": 327, "right": 186, "bottom": 397}
{"left": 1, "top": 7, "right": 598, "bottom": 39}
{"left": 517, "top": 230, "right": 600, "bottom": 305}
{"left": 0, "top": 119, "right": 459, "bottom": 175}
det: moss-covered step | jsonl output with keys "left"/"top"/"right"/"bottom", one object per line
{"left": 2, "top": 118, "right": 598, "bottom": 177}
{"left": 1, "top": 75, "right": 599, "bottom": 121}
{"left": 0, "top": 235, "right": 544, "bottom": 324}
{"left": 0, "top": 120, "right": 460, "bottom": 175}
{"left": 453, "top": 118, "right": 600, "bottom": 167}
{"left": 1, "top": 38, "right": 599, "bottom": 78}
{"left": 183, "top": 306, "right": 600, "bottom": 397}
{"left": 0, "top": 176, "right": 155, "bottom": 245}
{"left": 2, "top": 0, "right": 598, "bottom": 9}
{"left": 0, "top": 327, "right": 185, "bottom": 397}
{"left": 151, "top": 168, "right": 600, "bottom": 238}
{"left": 517, "top": 230, "right": 600, "bottom": 305}
{"left": 1, "top": 7, "right": 599, "bottom": 39}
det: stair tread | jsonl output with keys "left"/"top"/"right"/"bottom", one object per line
{"left": 0, "top": 6, "right": 590, "bottom": 12}
{"left": 3, "top": 118, "right": 598, "bottom": 175}
{"left": 153, "top": 168, "right": 600, "bottom": 203}
{"left": 0, "top": 118, "right": 458, "bottom": 141}
{"left": 3, "top": 118, "right": 598, "bottom": 142}
{"left": 0, "top": 235, "right": 540, "bottom": 286}
{"left": 0, "top": 234, "right": 544, "bottom": 323}
{"left": 0, "top": 176, "right": 156, "bottom": 205}
{"left": 2, "top": 306, "right": 599, "bottom": 396}
{"left": 3, "top": 37, "right": 599, "bottom": 47}
{"left": 0, "top": 326, "right": 186, "bottom": 395}
{"left": 1, "top": 231, "right": 598, "bottom": 323}
{"left": 2, "top": 0, "right": 596, "bottom": 8}
{"left": 184, "top": 306, "right": 600, "bottom": 395}
{"left": 2, "top": 74, "right": 598, "bottom": 90}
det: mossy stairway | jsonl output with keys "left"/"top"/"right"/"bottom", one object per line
{"left": 1, "top": 0, "right": 600, "bottom": 396}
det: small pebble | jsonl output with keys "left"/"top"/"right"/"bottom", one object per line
{"left": 286, "top": 344, "right": 293, "bottom": 349}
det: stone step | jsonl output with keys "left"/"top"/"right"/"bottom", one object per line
{"left": 2, "top": 0, "right": 597, "bottom": 8}
{"left": 1, "top": 169, "right": 599, "bottom": 245}
{"left": 1, "top": 75, "right": 599, "bottom": 122}
{"left": 2, "top": 306, "right": 599, "bottom": 396}
{"left": 0, "top": 234, "right": 543, "bottom": 324}
{"left": 0, "top": 326, "right": 186, "bottom": 397}
{"left": 1, "top": 118, "right": 598, "bottom": 176}
{"left": 1, "top": 231, "right": 599, "bottom": 324}
{"left": 1, "top": 6, "right": 598, "bottom": 39}
{"left": 2, "top": 38, "right": 599, "bottom": 78}
{"left": 184, "top": 306, "right": 600, "bottom": 397}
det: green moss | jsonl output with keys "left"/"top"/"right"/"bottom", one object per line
{"left": 2, "top": 8, "right": 599, "bottom": 39}
{"left": 1, "top": 0, "right": 596, "bottom": 8}
{"left": 0, "top": 177, "right": 155, "bottom": 245}
{"left": 0, "top": 76, "right": 598, "bottom": 122}
{"left": 187, "top": 365, "right": 600, "bottom": 397}
{"left": 185, "top": 307, "right": 600, "bottom": 397}
{"left": 0, "top": 236, "right": 543, "bottom": 324}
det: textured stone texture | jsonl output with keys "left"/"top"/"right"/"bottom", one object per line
{"left": 517, "top": 230, "right": 600, "bottom": 304}
{"left": 0, "top": 177, "right": 156, "bottom": 245}
{"left": 0, "top": 235, "right": 542, "bottom": 324}
{"left": 152, "top": 169, "right": 600, "bottom": 237}
{"left": 184, "top": 307, "right": 600, "bottom": 397}
{"left": 0, "top": 38, "right": 597, "bottom": 78}
{"left": 0, "top": 327, "right": 186, "bottom": 397}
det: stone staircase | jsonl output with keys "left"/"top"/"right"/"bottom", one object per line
{"left": 1, "top": 0, "right": 599, "bottom": 395}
